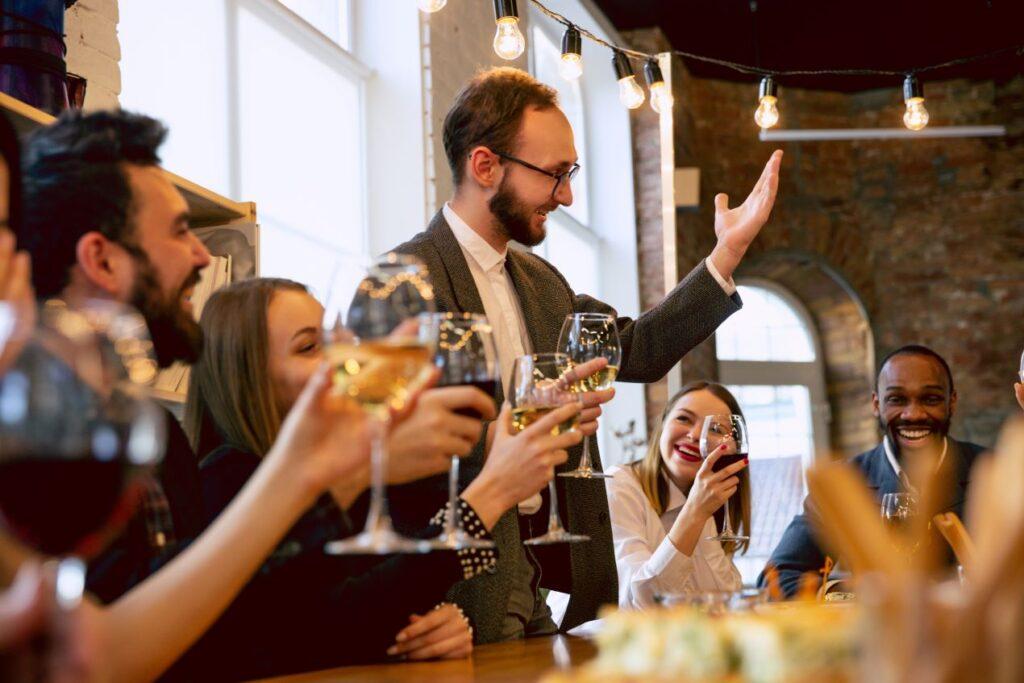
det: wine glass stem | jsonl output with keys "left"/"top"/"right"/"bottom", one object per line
{"left": 722, "top": 503, "right": 734, "bottom": 537}
{"left": 363, "top": 415, "right": 393, "bottom": 534}
{"left": 445, "top": 455, "right": 460, "bottom": 538}
{"left": 578, "top": 435, "right": 593, "bottom": 472}
{"left": 547, "top": 480, "right": 562, "bottom": 534}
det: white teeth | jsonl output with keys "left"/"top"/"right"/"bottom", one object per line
{"left": 898, "top": 428, "right": 930, "bottom": 439}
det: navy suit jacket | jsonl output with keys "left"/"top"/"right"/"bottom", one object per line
{"left": 760, "top": 437, "right": 984, "bottom": 597}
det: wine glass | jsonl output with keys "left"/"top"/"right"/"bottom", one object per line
{"left": 557, "top": 313, "right": 621, "bottom": 479}
{"left": 322, "top": 253, "right": 440, "bottom": 555}
{"left": 423, "top": 312, "right": 498, "bottom": 550}
{"left": 699, "top": 414, "right": 750, "bottom": 544}
{"left": 880, "top": 492, "right": 917, "bottom": 529}
{"left": 509, "top": 353, "right": 590, "bottom": 546}
{"left": 0, "top": 301, "right": 165, "bottom": 611}
{"left": 1018, "top": 346, "right": 1023, "bottom": 383}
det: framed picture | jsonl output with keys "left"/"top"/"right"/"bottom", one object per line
{"left": 194, "top": 222, "right": 259, "bottom": 281}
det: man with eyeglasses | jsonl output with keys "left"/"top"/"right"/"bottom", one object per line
{"left": 390, "top": 66, "right": 783, "bottom": 643}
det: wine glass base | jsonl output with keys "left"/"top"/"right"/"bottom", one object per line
{"left": 557, "top": 469, "right": 612, "bottom": 480}
{"left": 707, "top": 534, "right": 750, "bottom": 543}
{"left": 524, "top": 530, "right": 591, "bottom": 545}
{"left": 325, "top": 529, "right": 432, "bottom": 556}
{"left": 422, "top": 531, "right": 496, "bottom": 551}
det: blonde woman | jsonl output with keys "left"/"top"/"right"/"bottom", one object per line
{"left": 606, "top": 381, "right": 751, "bottom": 608}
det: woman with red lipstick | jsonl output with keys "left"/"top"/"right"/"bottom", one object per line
{"left": 605, "top": 381, "right": 751, "bottom": 608}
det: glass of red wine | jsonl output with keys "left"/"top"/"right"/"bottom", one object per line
{"left": 423, "top": 312, "right": 497, "bottom": 550}
{"left": 0, "top": 301, "right": 165, "bottom": 610}
{"left": 699, "top": 413, "right": 749, "bottom": 544}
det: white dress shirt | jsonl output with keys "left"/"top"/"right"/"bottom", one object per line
{"left": 605, "top": 465, "right": 741, "bottom": 609}
{"left": 882, "top": 435, "right": 948, "bottom": 493}
{"left": 444, "top": 203, "right": 541, "bottom": 512}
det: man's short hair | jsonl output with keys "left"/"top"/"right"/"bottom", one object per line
{"left": 20, "top": 109, "right": 168, "bottom": 299}
{"left": 877, "top": 344, "right": 955, "bottom": 394}
{"left": 443, "top": 67, "right": 558, "bottom": 187}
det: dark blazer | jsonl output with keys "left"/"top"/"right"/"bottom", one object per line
{"left": 760, "top": 437, "right": 984, "bottom": 597}
{"left": 391, "top": 211, "right": 741, "bottom": 640}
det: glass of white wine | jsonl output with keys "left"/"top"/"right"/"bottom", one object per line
{"left": 557, "top": 313, "right": 621, "bottom": 479}
{"left": 510, "top": 352, "right": 590, "bottom": 546}
{"left": 322, "top": 253, "right": 439, "bottom": 555}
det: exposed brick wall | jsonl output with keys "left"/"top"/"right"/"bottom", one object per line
{"left": 65, "top": 0, "right": 120, "bottom": 110}
{"left": 422, "top": 0, "right": 530, "bottom": 212}
{"left": 628, "top": 25, "right": 1024, "bottom": 451}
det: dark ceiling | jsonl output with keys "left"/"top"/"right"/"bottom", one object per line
{"left": 590, "top": 0, "right": 1024, "bottom": 92}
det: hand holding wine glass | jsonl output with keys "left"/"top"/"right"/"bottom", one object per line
{"left": 699, "top": 414, "right": 750, "bottom": 544}
{"left": 462, "top": 402, "right": 579, "bottom": 530}
{"left": 685, "top": 443, "right": 748, "bottom": 521}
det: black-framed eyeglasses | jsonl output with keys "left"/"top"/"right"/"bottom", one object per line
{"left": 493, "top": 151, "right": 581, "bottom": 199}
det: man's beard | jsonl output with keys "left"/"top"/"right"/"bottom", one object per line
{"left": 129, "top": 255, "right": 203, "bottom": 368}
{"left": 880, "top": 413, "right": 952, "bottom": 458}
{"left": 488, "top": 175, "right": 546, "bottom": 247}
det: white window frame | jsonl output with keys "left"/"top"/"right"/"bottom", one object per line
{"left": 717, "top": 278, "right": 831, "bottom": 473}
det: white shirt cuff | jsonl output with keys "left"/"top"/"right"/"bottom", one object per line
{"left": 517, "top": 492, "right": 542, "bottom": 515}
{"left": 704, "top": 257, "right": 737, "bottom": 296}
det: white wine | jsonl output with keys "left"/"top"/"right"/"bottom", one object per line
{"left": 581, "top": 365, "right": 618, "bottom": 391}
{"left": 511, "top": 405, "right": 580, "bottom": 436}
{"left": 325, "top": 339, "right": 432, "bottom": 416}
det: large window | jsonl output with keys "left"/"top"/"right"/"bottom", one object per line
{"left": 716, "top": 282, "right": 829, "bottom": 584}
{"left": 120, "top": 0, "right": 368, "bottom": 292}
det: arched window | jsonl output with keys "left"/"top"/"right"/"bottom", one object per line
{"left": 715, "top": 280, "right": 830, "bottom": 584}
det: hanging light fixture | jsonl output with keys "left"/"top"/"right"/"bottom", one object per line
{"left": 492, "top": 0, "right": 525, "bottom": 61}
{"left": 417, "top": 0, "right": 447, "bottom": 12}
{"left": 903, "top": 74, "right": 930, "bottom": 131}
{"left": 644, "top": 59, "right": 673, "bottom": 114}
{"left": 754, "top": 75, "right": 779, "bottom": 129}
{"left": 559, "top": 26, "right": 583, "bottom": 81}
{"left": 613, "top": 51, "right": 645, "bottom": 109}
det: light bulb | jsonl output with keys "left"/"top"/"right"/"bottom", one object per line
{"left": 417, "top": 0, "right": 447, "bottom": 11}
{"left": 559, "top": 53, "right": 583, "bottom": 80}
{"left": 755, "top": 96, "right": 779, "bottom": 128}
{"left": 903, "top": 98, "right": 929, "bottom": 131}
{"left": 650, "top": 81, "right": 673, "bottom": 114}
{"left": 618, "top": 76, "right": 645, "bottom": 109}
{"left": 902, "top": 75, "right": 929, "bottom": 131}
{"left": 493, "top": 17, "right": 525, "bottom": 60}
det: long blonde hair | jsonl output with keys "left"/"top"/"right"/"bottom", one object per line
{"left": 183, "top": 278, "right": 309, "bottom": 459}
{"left": 629, "top": 381, "right": 752, "bottom": 554}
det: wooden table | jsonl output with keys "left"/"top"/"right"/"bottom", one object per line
{"left": 252, "top": 635, "right": 597, "bottom": 683}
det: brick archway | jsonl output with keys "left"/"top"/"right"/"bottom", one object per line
{"left": 737, "top": 249, "right": 878, "bottom": 457}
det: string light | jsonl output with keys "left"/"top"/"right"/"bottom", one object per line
{"left": 902, "top": 74, "right": 929, "bottom": 131}
{"left": 559, "top": 26, "right": 583, "bottom": 81}
{"left": 754, "top": 76, "right": 779, "bottom": 129}
{"left": 524, "top": 0, "right": 1023, "bottom": 130}
{"left": 493, "top": 0, "right": 526, "bottom": 61}
{"left": 417, "top": 0, "right": 447, "bottom": 12}
{"left": 643, "top": 59, "right": 673, "bottom": 113}
{"left": 613, "top": 51, "right": 645, "bottom": 109}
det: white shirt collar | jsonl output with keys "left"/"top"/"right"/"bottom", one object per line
{"left": 443, "top": 203, "right": 507, "bottom": 273}
{"left": 883, "top": 435, "right": 948, "bottom": 491}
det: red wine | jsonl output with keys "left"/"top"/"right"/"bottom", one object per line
{"left": 441, "top": 378, "right": 498, "bottom": 419}
{"left": 0, "top": 456, "right": 141, "bottom": 558}
{"left": 711, "top": 452, "right": 748, "bottom": 473}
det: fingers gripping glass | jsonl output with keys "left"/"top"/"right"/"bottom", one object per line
{"left": 322, "top": 253, "right": 440, "bottom": 556}
{"left": 557, "top": 313, "right": 621, "bottom": 479}
{"left": 494, "top": 151, "right": 580, "bottom": 199}
{"left": 424, "top": 312, "right": 497, "bottom": 551}
{"left": 510, "top": 353, "right": 590, "bottom": 546}
{"left": 699, "top": 414, "right": 750, "bottom": 544}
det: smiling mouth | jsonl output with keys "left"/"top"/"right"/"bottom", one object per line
{"left": 673, "top": 442, "right": 702, "bottom": 463}
{"left": 895, "top": 426, "right": 933, "bottom": 444}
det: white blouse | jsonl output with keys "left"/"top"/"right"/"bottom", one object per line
{"left": 605, "top": 465, "right": 742, "bottom": 609}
